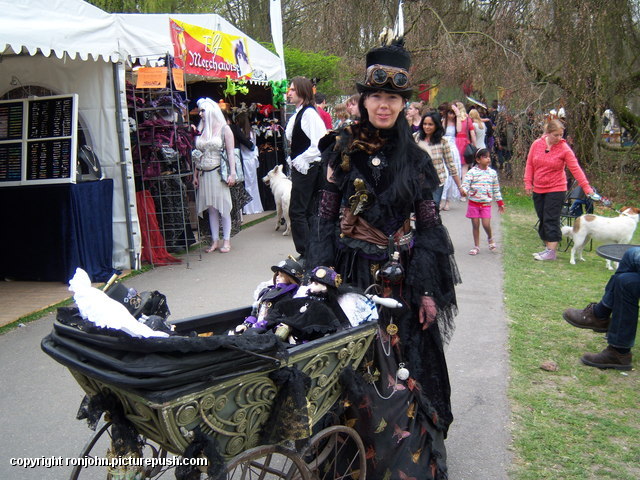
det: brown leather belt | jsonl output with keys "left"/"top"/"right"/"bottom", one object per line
{"left": 339, "top": 208, "right": 411, "bottom": 248}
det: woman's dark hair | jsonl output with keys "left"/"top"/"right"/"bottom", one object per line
{"left": 417, "top": 112, "right": 444, "bottom": 144}
{"left": 357, "top": 91, "right": 423, "bottom": 204}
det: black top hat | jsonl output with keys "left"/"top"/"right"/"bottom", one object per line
{"left": 356, "top": 39, "right": 413, "bottom": 98}
{"left": 309, "top": 266, "right": 342, "bottom": 289}
{"left": 271, "top": 259, "right": 304, "bottom": 283}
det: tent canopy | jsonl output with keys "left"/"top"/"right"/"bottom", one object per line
{"left": 0, "top": 0, "right": 285, "bottom": 82}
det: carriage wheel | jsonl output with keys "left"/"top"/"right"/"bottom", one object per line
{"left": 224, "top": 444, "right": 312, "bottom": 480}
{"left": 300, "top": 425, "right": 366, "bottom": 480}
{"left": 69, "top": 420, "right": 167, "bottom": 480}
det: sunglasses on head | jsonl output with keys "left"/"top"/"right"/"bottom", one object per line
{"left": 365, "top": 64, "right": 410, "bottom": 89}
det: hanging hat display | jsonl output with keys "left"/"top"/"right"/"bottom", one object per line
{"left": 356, "top": 35, "right": 413, "bottom": 98}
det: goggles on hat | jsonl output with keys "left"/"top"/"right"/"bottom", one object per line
{"left": 364, "top": 64, "right": 410, "bottom": 90}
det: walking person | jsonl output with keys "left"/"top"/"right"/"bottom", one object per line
{"left": 452, "top": 101, "right": 476, "bottom": 178}
{"left": 524, "top": 119, "right": 598, "bottom": 261}
{"left": 193, "top": 98, "right": 236, "bottom": 253}
{"left": 441, "top": 103, "right": 463, "bottom": 210}
{"left": 285, "top": 76, "right": 327, "bottom": 263}
{"left": 416, "top": 111, "right": 463, "bottom": 206}
{"left": 461, "top": 148, "right": 505, "bottom": 255}
{"left": 563, "top": 246, "right": 640, "bottom": 370}
{"left": 308, "top": 37, "right": 460, "bottom": 479}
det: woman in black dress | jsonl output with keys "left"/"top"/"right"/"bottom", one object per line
{"left": 308, "top": 37, "right": 460, "bottom": 479}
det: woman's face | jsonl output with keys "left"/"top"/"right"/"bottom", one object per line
{"left": 364, "top": 92, "right": 404, "bottom": 129}
{"left": 547, "top": 128, "right": 564, "bottom": 145}
{"left": 406, "top": 105, "right": 419, "bottom": 119}
{"left": 346, "top": 101, "right": 359, "bottom": 117}
{"left": 422, "top": 116, "right": 436, "bottom": 137}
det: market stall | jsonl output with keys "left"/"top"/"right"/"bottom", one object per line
{"left": 0, "top": 0, "right": 287, "bottom": 281}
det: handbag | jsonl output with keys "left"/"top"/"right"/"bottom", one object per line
{"left": 463, "top": 118, "right": 478, "bottom": 163}
{"left": 220, "top": 147, "right": 245, "bottom": 183}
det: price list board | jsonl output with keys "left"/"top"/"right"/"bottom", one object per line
{"left": 0, "top": 95, "right": 77, "bottom": 186}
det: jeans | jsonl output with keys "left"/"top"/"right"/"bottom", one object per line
{"left": 432, "top": 185, "right": 444, "bottom": 205}
{"left": 601, "top": 247, "right": 640, "bottom": 349}
{"left": 289, "top": 163, "right": 321, "bottom": 256}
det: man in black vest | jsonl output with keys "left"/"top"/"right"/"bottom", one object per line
{"left": 285, "top": 76, "right": 327, "bottom": 263}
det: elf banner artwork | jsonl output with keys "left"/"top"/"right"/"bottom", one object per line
{"left": 169, "top": 18, "right": 253, "bottom": 80}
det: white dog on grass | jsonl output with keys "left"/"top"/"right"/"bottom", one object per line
{"left": 561, "top": 207, "right": 640, "bottom": 269}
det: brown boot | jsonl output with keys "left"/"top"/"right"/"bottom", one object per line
{"left": 563, "top": 303, "right": 610, "bottom": 333}
{"left": 581, "top": 346, "right": 632, "bottom": 371}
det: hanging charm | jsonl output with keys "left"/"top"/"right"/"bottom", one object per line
{"left": 386, "top": 322, "right": 398, "bottom": 336}
{"left": 397, "top": 362, "right": 410, "bottom": 381}
{"left": 368, "top": 152, "right": 387, "bottom": 184}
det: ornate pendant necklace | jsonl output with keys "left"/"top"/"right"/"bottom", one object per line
{"left": 368, "top": 152, "right": 387, "bottom": 185}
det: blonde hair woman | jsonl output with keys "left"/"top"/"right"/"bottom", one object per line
{"left": 524, "top": 119, "right": 597, "bottom": 261}
{"left": 405, "top": 101, "right": 423, "bottom": 133}
{"left": 469, "top": 108, "right": 486, "bottom": 149}
{"left": 452, "top": 101, "right": 476, "bottom": 177}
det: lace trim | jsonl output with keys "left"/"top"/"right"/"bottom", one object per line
{"left": 318, "top": 190, "right": 341, "bottom": 220}
{"left": 415, "top": 200, "right": 441, "bottom": 228}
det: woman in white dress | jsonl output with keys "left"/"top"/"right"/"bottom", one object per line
{"left": 469, "top": 108, "right": 486, "bottom": 149}
{"left": 193, "top": 98, "right": 236, "bottom": 253}
{"left": 440, "top": 105, "right": 462, "bottom": 210}
{"left": 236, "top": 112, "right": 263, "bottom": 215}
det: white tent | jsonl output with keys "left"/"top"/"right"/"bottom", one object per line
{"left": 0, "top": 0, "right": 285, "bottom": 275}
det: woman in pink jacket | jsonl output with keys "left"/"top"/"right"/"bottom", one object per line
{"left": 524, "top": 119, "right": 598, "bottom": 261}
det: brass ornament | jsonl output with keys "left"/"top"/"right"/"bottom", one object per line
{"left": 386, "top": 323, "right": 398, "bottom": 336}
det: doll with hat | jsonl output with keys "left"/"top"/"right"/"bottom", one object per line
{"left": 263, "top": 266, "right": 349, "bottom": 344}
{"left": 232, "top": 257, "right": 303, "bottom": 335}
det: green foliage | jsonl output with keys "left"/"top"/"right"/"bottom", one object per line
{"left": 284, "top": 46, "right": 343, "bottom": 98}
{"left": 502, "top": 187, "right": 640, "bottom": 480}
{"left": 260, "top": 42, "right": 345, "bottom": 98}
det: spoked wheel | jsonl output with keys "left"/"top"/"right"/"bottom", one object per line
{"left": 69, "top": 420, "right": 167, "bottom": 480}
{"left": 225, "top": 444, "right": 312, "bottom": 480}
{"left": 300, "top": 426, "right": 366, "bottom": 480}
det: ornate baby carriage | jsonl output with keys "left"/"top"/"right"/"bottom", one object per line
{"left": 42, "top": 303, "right": 378, "bottom": 479}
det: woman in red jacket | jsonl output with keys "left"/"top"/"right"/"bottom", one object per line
{"left": 524, "top": 119, "right": 598, "bottom": 261}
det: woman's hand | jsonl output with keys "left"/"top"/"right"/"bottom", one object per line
{"left": 227, "top": 172, "right": 236, "bottom": 186}
{"left": 419, "top": 296, "right": 437, "bottom": 330}
{"left": 193, "top": 171, "right": 199, "bottom": 188}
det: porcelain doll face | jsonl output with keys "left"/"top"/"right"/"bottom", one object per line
{"left": 275, "top": 271, "right": 297, "bottom": 285}
{"left": 307, "top": 281, "right": 328, "bottom": 294}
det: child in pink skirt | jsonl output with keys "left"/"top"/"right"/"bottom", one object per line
{"left": 461, "top": 148, "right": 505, "bottom": 255}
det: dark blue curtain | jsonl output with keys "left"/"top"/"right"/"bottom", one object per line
{"left": 0, "top": 180, "right": 117, "bottom": 283}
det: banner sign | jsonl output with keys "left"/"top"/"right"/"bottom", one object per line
{"left": 170, "top": 18, "right": 253, "bottom": 80}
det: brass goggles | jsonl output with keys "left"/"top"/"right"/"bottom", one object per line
{"left": 364, "top": 64, "right": 410, "bottom": 89}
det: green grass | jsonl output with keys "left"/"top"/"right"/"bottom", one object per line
{"left": 502, "top": 187, "right": 640, "bottom": 480}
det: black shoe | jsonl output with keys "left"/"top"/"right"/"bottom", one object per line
{"left": 563, "top": 303, "right": 610, "bottom": 333}
{"left": 581, "top": 346, "right": 632, "bottom": 371}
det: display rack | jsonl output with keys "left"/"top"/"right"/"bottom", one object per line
{"left": 128, "top": 59, "right": 198, "bottom": 268}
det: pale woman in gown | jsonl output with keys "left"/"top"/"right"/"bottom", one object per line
{"left": 193, "top": 98, "right": 236, "bottom": 253}
{"left": 236, "top": 113, "right": 263, "bottom": 214}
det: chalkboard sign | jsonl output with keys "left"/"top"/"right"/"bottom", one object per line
{"left": 0, "top": 94, "right": 78, "bottom": 186}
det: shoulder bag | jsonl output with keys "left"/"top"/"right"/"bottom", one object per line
{"left": 463, "top": 118, "right": 478, "bottom": 163}
{"left": 220, "top": 147, "right": 245, "bottom": 183}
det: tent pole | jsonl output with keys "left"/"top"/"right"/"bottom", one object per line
{"left": 112, "top": 61, "right": 136, "bottom": 270}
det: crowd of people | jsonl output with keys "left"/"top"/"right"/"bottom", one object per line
{"left": 186, "top": 34, "right": 636, "bottom": 480}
